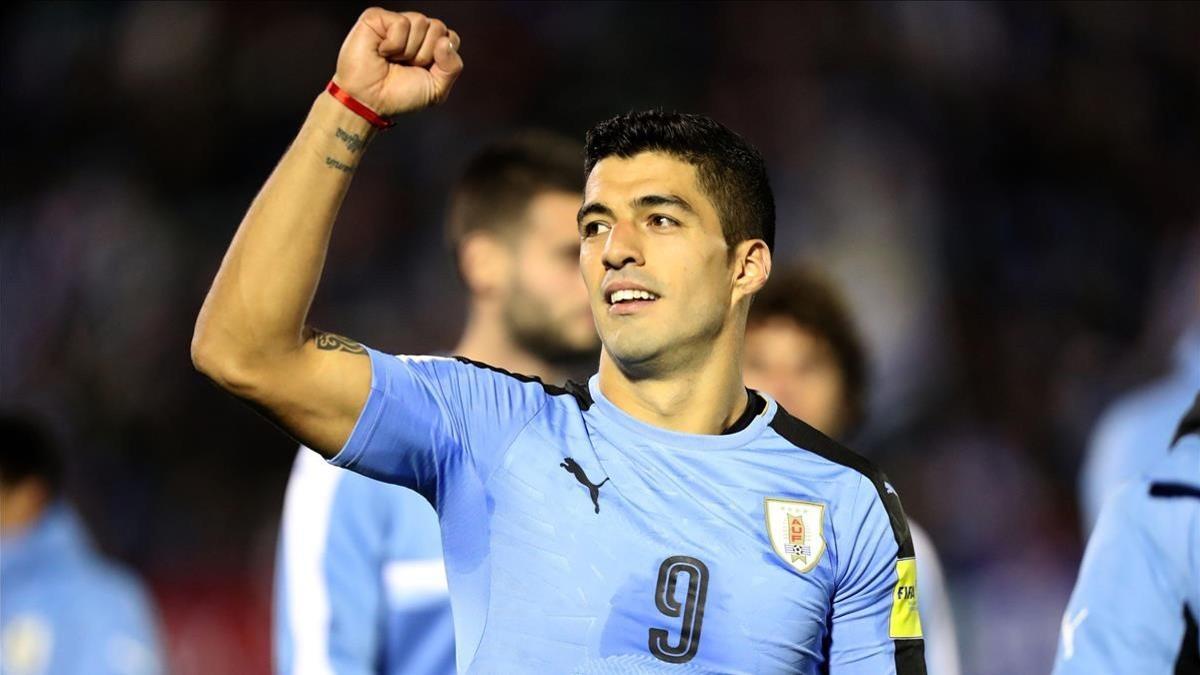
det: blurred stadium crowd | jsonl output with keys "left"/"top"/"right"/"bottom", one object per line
{"left": 1, "top": 2, "right": 1197, "bottom": 673}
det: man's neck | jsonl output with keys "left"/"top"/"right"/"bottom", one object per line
{"left": 454, "top": 312, "right": 565, "bottom": 384}
{"left": 597, "top": 338, "right": 750, "bottom": 436}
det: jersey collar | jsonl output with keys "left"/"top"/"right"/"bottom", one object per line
{"left": 586, "top": 374, "right": 777, "bottom": 451}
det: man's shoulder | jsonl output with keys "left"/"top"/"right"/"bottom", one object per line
{"left": 764, "top": 407, "right": 915, "bottom": 555}
{"left": 408, "top": 353, "right": 595, "bottom": 410}
{"left": 764, "top": 407, "right": 891, "bottom": 491}
{"left": 1092, "top": 374, "right": 1195, "bottom": 449}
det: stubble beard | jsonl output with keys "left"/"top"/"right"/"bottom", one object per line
{"left": 501, "top": 290, "right": 598, "bottom": 369}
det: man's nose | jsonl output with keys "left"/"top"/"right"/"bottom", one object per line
{"left": 601, "top": 221, "right": 644, "bottom": 270}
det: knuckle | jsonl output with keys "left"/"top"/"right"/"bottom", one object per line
{"left": 360, "top": 6, "right": 386, "bottom": 21}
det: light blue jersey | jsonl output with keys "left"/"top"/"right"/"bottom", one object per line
{"left": 274, "top": 448, "right": 456, "bottom": 675}
{"left": 1054, "top": 395, "right": 1200, "bottom": 674}
{"left": 329, "top": 348, "right": 927, "bottom": 673}
{"left": 0, "top": 504, "right": 163, "bottom": 675}
{"left": 1079, "top": 323, "right": 1200, "bottom": 531}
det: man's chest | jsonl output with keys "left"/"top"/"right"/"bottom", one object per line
{"left": 465, "top": 422, "right": 845, "bottom": 672}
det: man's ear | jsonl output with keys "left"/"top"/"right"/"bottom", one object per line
{"left": 459, "top": 232, "right": 514, "bottom": 297}
{"left": 732, "top": 239, "right": 772, "bottom": 302}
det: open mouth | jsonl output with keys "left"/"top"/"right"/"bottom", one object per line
{"left": 605, "top": 287, "right": 660, "bottom": 315}
{"left": 607, "top": 289, "right": 660, "bottom": 305}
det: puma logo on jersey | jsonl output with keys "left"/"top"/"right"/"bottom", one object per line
{"left": 560, "top": 457, "right": 609, "bottom": 514}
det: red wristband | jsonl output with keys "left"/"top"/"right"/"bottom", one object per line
{"left": 326, "top": 80, "right": 394, "bottom": 129}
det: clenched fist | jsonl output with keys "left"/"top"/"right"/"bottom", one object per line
{"left": 333, "top": 8, "right": 463, "bottom": 117}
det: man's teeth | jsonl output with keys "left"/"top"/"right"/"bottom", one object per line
{"left": 610, "top": 289, "right": 657, "bottom": 303}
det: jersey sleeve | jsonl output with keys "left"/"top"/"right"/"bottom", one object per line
{"left": 828, "top": 475, "right": 926, "bottom": 675}
{"left": 1079, "top": 406, "right": 1141, "bottom": 533}
{"left": 329, "top": 347, "right": 551, "bottom": 502}
{"left": 1052, "top": 481, "right": 1189, "bottom": 674}
{"left": 274, "top": 448, "right": 388, "bottom": 675}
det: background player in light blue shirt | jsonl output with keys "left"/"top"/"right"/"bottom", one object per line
{"left": 193, "top": 8, "right": 925, "bottom": 671}
{"left": 1079, "top": 319, "right": 1200, "bottom": 531}
{"left": 1, "top": 415, "right": 164, "bottom": 675}
{"left": 274, "top": 132, "right": 599, "bottom": 675}
{"left": 744, "top": 266, "right": 961, "bottom": 675}
{"left": 1054, "top": 393, "right": 1200, "bottom": 673}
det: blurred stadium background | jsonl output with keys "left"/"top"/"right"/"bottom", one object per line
{"left": 1, "top": 2, "right": 1197, "bottom": 673}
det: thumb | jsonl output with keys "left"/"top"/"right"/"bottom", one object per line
{"left": 428, "top": 35, "right": 463, "bottom": 102}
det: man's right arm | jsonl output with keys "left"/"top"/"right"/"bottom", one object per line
{"left": 191, "top": 8, "right": 462, "bottom": 457}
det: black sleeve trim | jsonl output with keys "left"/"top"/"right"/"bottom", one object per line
{"left": 768, "top": 409, "right": 915, "bottom": 558}
{"left": 1176, "top": 605, "right": 1199, "bottom": 675}
{"left": 450, "top": 356, "right": 593, "bottom": 410}
{"left": 1172, "top": 392, "right": 1200, "bottom": 447}
{"left": 1150, "top": 482, "right": 1200, "bottom": 500}
{"left": 895, "top": 639, "right": 928, "bottom": 675}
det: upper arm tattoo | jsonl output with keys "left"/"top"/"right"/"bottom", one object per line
{"left": 311, "top": 329, "right": 367, "bottom": 355}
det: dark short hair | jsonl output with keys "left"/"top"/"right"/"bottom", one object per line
{"left": 584, "top": 110, "right": 775, "bottom": 252}
{"left": 446, "top": 130, "right": 584, "bottom": 261}
{"left": 0, "top": 414, "right": 64, "bottom": 494}
{"left": 748, "top": 267, "right": 868, "bottom": 434}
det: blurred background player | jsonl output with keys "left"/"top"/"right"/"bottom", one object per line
{"left": 273, "top": 131, "right": 599, "bottom": 674}
{"left": 742, "top": 266, "right": 961, "bottom": 675}
{"left": 1053, "top": 392, "right": 1200, "bottom": 673}
{"left": 0, "top": 415, "right": 164, "bottom": 675}
{"left": 1078, "top": 312, "right": 1200, "bottom": 532}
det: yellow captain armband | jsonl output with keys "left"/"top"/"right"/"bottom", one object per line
{"left": 889, "top": 557, "right": 923, "bottom": 639}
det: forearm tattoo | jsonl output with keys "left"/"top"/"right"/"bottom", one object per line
{"left": 325, "top": 157, "right": 355, "bottom": 173}
{"left": 335, "top": 127, "right": 366, "bottom": 153}
{"left": 312, "top": 330, "right": 366, "bottom": 355}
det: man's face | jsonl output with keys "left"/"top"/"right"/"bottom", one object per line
{"left": 501, "top": 190, "right": 600, "bottom": 363}
{"left": 743, "top": 317, "right": 849, "bottom": 438}
{"left": 579, "top": 152, "right": 735, "bottom": 374}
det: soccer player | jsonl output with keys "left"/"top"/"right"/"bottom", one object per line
{"left": 1078, "top": 318, "right": 1199, "bottom": 531}
{"left": 274, "top": 131, "right": 598, "bottom": 675}
{"left": 1053, "top": 392, "right": 1200, "bottom": 673}
{"left": 743, "top": 266, "right": 961, "bottom": 675}
{"left": 192, "top": 8, "right": 926, "bottom": 671}
{"left": 0, "top": 415, "right": 164, "bottom": 675}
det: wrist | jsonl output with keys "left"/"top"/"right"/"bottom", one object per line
{"left": 300, "top": 92, "right": 379, "bottom": 165}
{"left": 310, "top": 90, "right": 378, "bottom": 139}
{"left": 326, "top": 80, "right": 394, "bottom": 130}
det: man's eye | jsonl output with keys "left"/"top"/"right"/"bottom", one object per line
{"left": 582, "top": 221, "right": 611, "bottom": 238}
{"left": 650, "top": 215, "right": 678, "bottom": 228}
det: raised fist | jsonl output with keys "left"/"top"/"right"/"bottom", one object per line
{"left": 333, "top": 8, "right": 463, "bottom": 117}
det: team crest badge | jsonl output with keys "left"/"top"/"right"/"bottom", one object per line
{"left": 764, "top": 498, "right": 826, "bottom": 573}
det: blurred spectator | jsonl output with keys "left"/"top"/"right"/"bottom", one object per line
{"left": 0, "top": 414, "right": 164, "bottom": 675}
{"left": 744, "top": 266, "right": 961, "bottom": 675}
